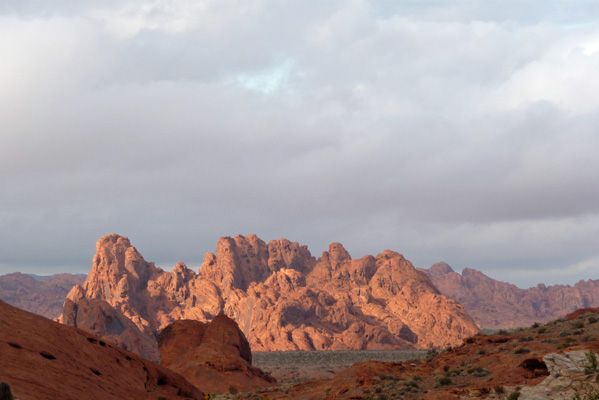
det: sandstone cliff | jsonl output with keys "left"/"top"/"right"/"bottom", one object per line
{"left": 158, "top": 316, "right": 276, "bottom": 393}
{"left": 60, "top": 234, "right": 479, "bottom": 356}
{"left": 422, "top": 262, "right": 599, "bottom": 328}
{"left": 0, "top": 299, "right": 203, "bottom": 400}
{"left": 0, "top": 272, "right": 85, "bottom": 319}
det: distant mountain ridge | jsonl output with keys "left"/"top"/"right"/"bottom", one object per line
{"left": 0, "top": 272, "right": 86, "bottom": 319}
{"left": 421, "top": 262, "right": 599, "bottom": 328}
{"left": 58, "top": 233, "right": 479, "bottom": 359}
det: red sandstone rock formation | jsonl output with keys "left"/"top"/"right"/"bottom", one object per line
{"left": 0, "top": 272, "right": 85, "bottom": 319}
{"left": 158, "top": 316, "right": 275, "bottom": 394}
{"left": 0, "top": 299, "right": 203, "bottom": 400}
{"left": 422, "top": 262, "right": 599, "bottom": 328}
{"left": 60, "top": 234, "right": 479, "bottom": 355}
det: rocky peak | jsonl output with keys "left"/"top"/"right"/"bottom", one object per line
{"left": 267, "top": 238, "right": 316, "bottom": 274}
{"left": 428, "top": 262, "right": 455, "bottom": 277}
{"left": 84, "top": 234, "right": 155, "bottom": 300}
{"left": 328, "top": 242, "right": 351, "bottom": 264}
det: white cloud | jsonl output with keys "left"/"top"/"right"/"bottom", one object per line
{"left": 1, "top": 0, "right": 599, "bottom": 288}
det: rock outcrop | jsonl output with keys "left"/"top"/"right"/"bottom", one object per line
{"left": 0, "top": 299, "right": 203, "bottom": 400}
{"left": 0, "top": 272, "right": 85, "bottom": 319}
{"left": 158, "top": 316, "right": 275, "bottom": 394}
{"left": 422, "top": 262, "right": 599, "bottom": 328}
{"left": 59, "top": 234, "right": 479, "bottom": 356}
{"left": 520, "top": 351, "right": 595, "bottom": 400}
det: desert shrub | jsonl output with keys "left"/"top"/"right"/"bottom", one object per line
{"left": 438, "top": 377, "right": 452, "bottom": 386}
{"left": 518, "top": 336, "right": 533, "bottom": 342}
{"left": 443, "top": 365, "right": 450, "bottom": 372}
{"left": 375, "top": 387, "right": 382, "bottom": 393}
{"left": 426, "top": 349, "right": 439, "bottom": 362}
{"left": 583, "top": 336, "right": 598, "bottom": 343}
{"left": 411, "top": 375, "right": 422, "bottom": 382}
{"left": 573, "top": 320, "right": 585, "bottom": 329}
{"left": 585, "top": 351, "right": 598, "bottom": 374}
{"left": 229, "top": 385, "right": 238, "bottom": 395}
{"left": 588, "top": 316, "right": 598, "bottom": 324}
{"left": 543, "top": 338, "right": 559, "bottom": 344}
{"left": 379, "top": 374, "right": 395, "bottom": 381}
{"left": 537, "top": 327, "right": 547, "bottom": 334}
{"left": 445, "top": 346, "right": 453, "bottom": 352}
{"left": 532, "top": 322, "right": 540, "bottom": 328}
{"left": 574, "top": 330, "right": 584, "bottom": 335}
{"left": 514, "top": 348, "right": 530, "bottom": 354}
{"left": 477, "top": 349, "right": 487, "bottom": 355}
{"left": 495, "top": 386, "right": 505, "bottom": 394}
{"left": 508, "top": 391, "right": 521, "bottom": 399}
{"left": 158, "top": 397, "right": 167, "bottom": 400}
{"left": 497, "top": 329, "right": 509, "bottom": 335}
{"left": 560, "top": 331, "right": 572, "bottom": 337}
{"left": 404, "top": 380, "right": 418, "bottom": 388}
{"left": 564, "top": 337, "right": 577, "bottom": 344}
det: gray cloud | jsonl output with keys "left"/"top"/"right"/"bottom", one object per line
{"left": 1, "top": 0, "right": 599, "bottom": 288}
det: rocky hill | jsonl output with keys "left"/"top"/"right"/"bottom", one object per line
{"left": 250, "top": 309, "right": 599, "bottom": 399}
{"left": 422, "top": 262, "right": 599, "bottom": 328}
{"left": 0, "top": 272, "right": 85, "bottom": 319}
{"left": 0, "top": 299, "right": 203, "bottom": 400}
{"left": 59, "top": 234, "right": 479, "bottom": 358}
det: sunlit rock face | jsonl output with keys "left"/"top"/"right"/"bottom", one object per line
{"left": 59, "top": 233, "right": 479, "bottom": 357}
{"left": 157, "top": 316, "right": 276, "bottom": 394}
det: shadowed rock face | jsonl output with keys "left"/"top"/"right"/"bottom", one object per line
{"left": 59, "top": 234, "right": 479, "bottom": 356}
{"left": 0, "top": 299, "right": 203, "bottom": 400}
{"left": 422, "top": 262, "right": 599, "bottom": 328}
{"left": 158, "top": 316, "right": 275, "bottom": 394}
{"left": 0, "top": 272, "right": 85, "bottom": 319}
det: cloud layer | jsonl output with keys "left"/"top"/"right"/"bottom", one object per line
{"left": 1, "top": 0, "right": 599, "bottom": 288}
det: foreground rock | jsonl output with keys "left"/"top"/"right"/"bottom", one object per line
{"left": 0, "top": 272, "right": 85, "bottom": 319}
{"left": 0, "top": 299, "right": 203, "bottom": 400}
{"left": 519, "top": 351, "right": 593, "bottom": 400}
{"left": 423, "top": 262, "right": 599, "bottom": 328}
{"left": 59, "top": 234, "right": 479, "bottom": 355}
{"left": 158, "top": 315, "right": 276, "bottom": 394}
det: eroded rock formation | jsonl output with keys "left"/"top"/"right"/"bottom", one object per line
{"left": 0, "top": 299, "right": 203, "bottom": 400}
{"left": 422, "top": 262, "right": 599, "bottom": 328}
{"left": 60, "top": 234, "right": 479, "bottom": 356}
{"left": 0, "top": 272, "right": 85, "bottom": 319}
{"left": 158, "top": 316, "right": 275, "bottom": 393}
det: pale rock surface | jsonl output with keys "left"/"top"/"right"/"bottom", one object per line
{"left": 60, "top": 234, "right": 480, "bottom": 355}
{"left": 520, "top": 350, "right": 592, "bottom": 400}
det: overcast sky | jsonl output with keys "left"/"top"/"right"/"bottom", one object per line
{"left": 1, "top": 0, "right": 598, "bottom": 288}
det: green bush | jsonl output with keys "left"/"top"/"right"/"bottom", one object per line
{"left": 508, "top": 391, "right": 521, "bottom": 400}
{"left": 229, "top": 385, "right": 238, "bottom": 394}
{"left": 438, "top": 377, "right": 452, "bottom": 386}
{"left": 514, "top": 348, "right": 530, "bottom": 354}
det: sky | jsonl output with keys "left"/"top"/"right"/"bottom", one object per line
{"left": 1, "top": 0, "right": 599, "bottom": 289}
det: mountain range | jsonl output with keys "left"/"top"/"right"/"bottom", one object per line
{"left": 58, "top": 233, "right": 479, "bottom": 359}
